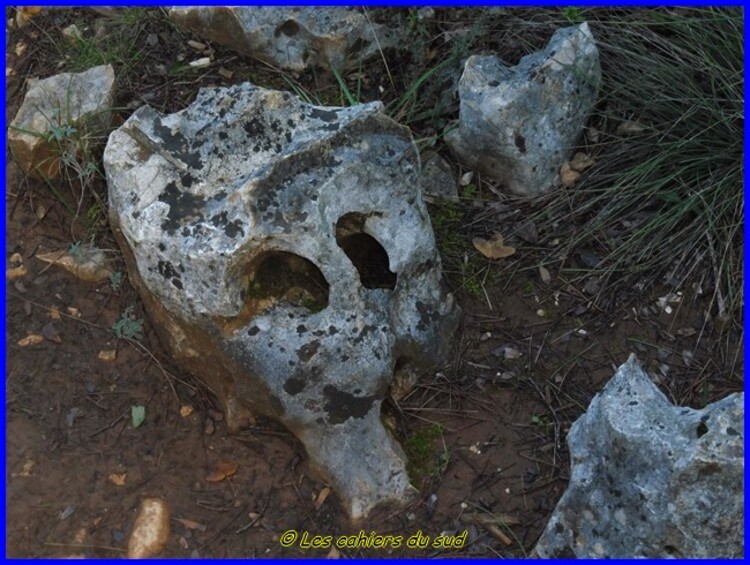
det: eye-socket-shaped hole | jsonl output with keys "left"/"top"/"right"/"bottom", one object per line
{"left": 245, "top": 251, "right": 329, "bottom": 314}
{"left": 215, "top": 251, "right": 329, "bottom": 333}
{"left": 335, "top": 213, "right": 397, "bottom": 290}
{"left": 275, "top": 19, "right": 301, "bottom": 37}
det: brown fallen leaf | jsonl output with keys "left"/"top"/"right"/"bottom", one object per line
{"left": 49, "top": 306, "right": 61, "bottom": 320}
{"left": 42, "top": 322, "right": 62, "bottom": 343}
{"left": 6, "top": 265, "right": 28, "bottom": 280}
{"left": 18, "top": 334, "right": 44, "bottom": 347}
{"left": 560, "top": 162, "right": 581, "bottom": 188}
{"left": 205, "top": 460, "right": 238, "bottom": 482}
{"left": 108, "top": 473, "right": 127, "bottom": 486}
{"left": 472, "top": 233, "right": 515, "bottom": 260}
{"left": 570, "top": 151, "right": 595, "bottom": 172}
{"left": 98, "top": 349, "right": 117, "bottom": 362}
{"left": 314, "top": 486, "right": 332, "bottom": 510}
{"left": 180, "top": 405, "right": 194, "bottom": 417}
{"left": 36, "top": 246, "right": 113, "bottom": 284}
{"left": 174, "top": 518, "right": 207, "bottom": 532}
{"left": 616, "top": 120, "right": 647, "bottom": 135}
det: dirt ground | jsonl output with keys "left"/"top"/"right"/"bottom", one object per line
{"left": 5, "top": 7, "right": 743, "bottom": 558}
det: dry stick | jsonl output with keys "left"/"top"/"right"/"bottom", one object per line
{"left": 235, "top": 490, "right": 271, "bottom": 534}
{"left": 89, "top": 409, "right": 128, "bottom": 438}
{"left": 43, "top": 542, "right": 125, "bottom": 553}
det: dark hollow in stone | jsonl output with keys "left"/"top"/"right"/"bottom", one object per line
{"left": 335, "top": 213, "right": 397, "bottom": 290}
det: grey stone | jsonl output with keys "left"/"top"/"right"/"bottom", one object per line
{"left": 419, "top": 153, "right": 459, "bottom": 202}
{"left": 103, "top": 82, "right": 459, "bottom": 521}
{"left": 534, "top": 354, "right": 744, "bottom": 558}
{"left": 168, "top": 7, "right": 401, "bottom": 73}
{"left": 446, "top": 23, "right": 600, "bottom": 196}
{"left": 9, "top": 64, "right": 115, "bottom": 179}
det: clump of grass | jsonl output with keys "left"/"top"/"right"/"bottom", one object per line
{"left": 531, "top": 8, "right": 743, "bottom": 329}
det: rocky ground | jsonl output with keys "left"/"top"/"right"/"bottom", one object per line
{"left": 5, "top": 7, "right": 743, "bottom": 558}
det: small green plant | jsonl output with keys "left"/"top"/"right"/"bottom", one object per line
{"left": 464, "top": 279, "right": 482, "bottom": 297}
{"left": 405, "top": 423, "right": 445, "bottom": 486}
{"left": 562, "top": 7, "right": 584, "bottom": 23}
{"left": 112, "top": 306, "right": 144, "bottom": 340}
{"left": 68, "top": 241, "right": 85, "bottom": 263}
{"left": 109, "top": 271, "right": 123, "bottom": 292}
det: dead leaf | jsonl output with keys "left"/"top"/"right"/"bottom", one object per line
{"left": 585, "top": 127, "right": 600, "bottom": 143}
{"left": 66, "top": 306, "right": 81, "bottom": 317}
{"left": 205, "top": 460, "right": 238, "bottom": 482}
{"left": 218, "top": 67, "right": 233, "bottom": 79}
{"left": 187, "top": 40, "right": 207, "bottom": 51}
{"left": 49, "top": 306, "right": 61, "bottom": 320}
{"left": 6, "top": 265, "right": 28, "bottom": 280}
{"left": 459, "top": 171, "right": 474, "bottom": 186}
{"left": 473, "top": 233, "right": 516, "bottom": 260}
{"left": 539, "top": 265, "right": 551, "bottom": 283}
{"left": 560, "top": 162, "right": 581, "bottom": 188}
{"left": 98, "top": 349, "right": 117, "bottom": 362}
{"left": 515, "top": 220, "right": 538, "bottom": 244}
{"left": 570, "top": 151, "right": 595, "bottom": 171}
{"left": 314, "top": 486, "right": 332, "bottom": 510}
{"left": 36, "top": 246, "right": 113, "bottom": 284}
{"left": 18, "top": 334, "right": 44, "bottom": 347}
{"left": 10, "top": 252, "right": 23, "bottom": 264}
{"left": 180, "top": 405, "right": 194, "bottom": 417}
{"left": 42, "top": 322, "right": 62, "bottom": 343}
{"left": 616, "top": 120, "right": 647, "bottom": 135}
{"left": 108, "top": 473, "right": 127, "bottom": 486}
{"left": 174, "top": 518, "right": 206, "bottom": 532}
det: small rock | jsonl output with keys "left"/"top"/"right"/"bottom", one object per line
{"left": 419, "top": 153, "right": 458, "bottom": 202}
{"left": 61, "top": 24, "right": 82, "bottom": 43}
{"left": 534, "top": 354, "right": 744, "bottom": 558}
{"left": 127, "top": 498, "right": 171, "bottom": 558}
{"left": 168, "top": 7, "right": 404, "bottom": 73}
{"left": 8, "top": 65, "right": 115, "bottom": 179}
{"left": 479, "top": 331, "right": 492, "bottom": 342}
{"left": 445, "top": 23, "right": 600, "bottom": 195}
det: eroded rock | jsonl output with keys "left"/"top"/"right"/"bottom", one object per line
{"left": 534, "top": 354, "right": 744, "bottom": 558}
{"left": 8, "top": 64, "right": 115, "bottom": 179}
{"left": 169, "top": 7, "right": 401, "bottom": 73}
{"left": 104, "top": 82, "right": 459, "bottom": 520}
{"left": 446, "top": 23, "right": 600, "bottom": 196}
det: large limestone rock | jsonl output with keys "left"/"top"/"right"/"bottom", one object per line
{"left": 446, "top": 23, "right": 600, "bottom": 196}
{"left": 169, "top": 7, "right": 401, "bottom": 73}
{"left": 8, "top": 64, "right": 115, "bottom": 179}
{"left": 534, "top": 354, "right": 744, "bottom": 558}
{"left": 103, "top": 82, "right": 459, "bottom": 521}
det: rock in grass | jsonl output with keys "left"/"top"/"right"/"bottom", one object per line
{"left": 446, "top": 23, "right": 600, "bottom": 196}
{"left": 534, "top": 354, "right": 744, "bottom": 558}
{"left": 168, "top": 7, "right": 402, "bottom": 73}
{"left": 8, "top": 64, "right": 115, "bottom": 179}
{"left": 127, "top": 498, "right": 171, "bottom": 558}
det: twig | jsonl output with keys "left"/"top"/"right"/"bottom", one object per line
{"left": 235, "top": 490, "right": 271, "bottom": 534}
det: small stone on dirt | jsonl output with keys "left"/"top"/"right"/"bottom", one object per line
{"left": 127, "top": 498, "right": 171, "bottom": 558}
{"left": 98, "top": 349, "right": 117, "bottom": 362}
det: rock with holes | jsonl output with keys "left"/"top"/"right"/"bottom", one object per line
{"left": 168, "top": 7, "right": 401, "bottom": 73}
{"left": 103, "top": 82, "right": 459, "bottom": 521}
{"left": 9, "top": 64, "right": 115, "bottom": 179}
{"left": 445, "top": 23, "right": 600, "bottom": 196}
{"left": 534, "top": 354, "right": 744, "bottom": 558}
